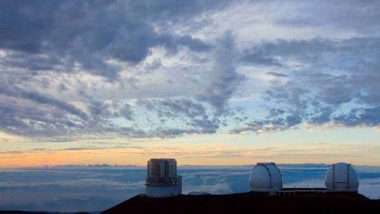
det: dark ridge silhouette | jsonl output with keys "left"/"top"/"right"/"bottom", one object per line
{"left": 0, "top": 212, "right": 52, "bottom": 214}
{"left": 1, "top": 191, "right": 379, "bottom": 214}
{"left": 0, "top": 211, "right": 89, "bottom": 214}
{"left": 102, "top": 191, "right": 380, "bottom": 214}
{"left": 0, "top": 212, "right": 49, "bottom": 214}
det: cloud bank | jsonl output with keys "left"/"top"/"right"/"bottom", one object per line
{"left": 1, "top": 165, "right": 379, "bottom": 212}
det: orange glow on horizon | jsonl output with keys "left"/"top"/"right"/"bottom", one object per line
{"left": 1, "top": 142, "right": 380, "bottom": 168}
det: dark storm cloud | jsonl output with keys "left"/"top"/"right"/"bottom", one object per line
{"left": 0, "top": 0, "right": 221, "bottom": 78}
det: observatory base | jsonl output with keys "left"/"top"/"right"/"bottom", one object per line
{"left": 102, "top": 191, "right": 380, "bottom": 214}
{"left": 145, "top": 185, "right": 182, "bottom": 197}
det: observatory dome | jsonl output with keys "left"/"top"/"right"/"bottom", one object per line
{"left": 249, "top": 162, "right": 282, "bottom": 192}
{"left": 325, "top": 162, "right": 359, "bottom": 191}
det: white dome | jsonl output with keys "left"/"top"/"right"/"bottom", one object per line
{"left": 249, "top": 162, "right": 282, "bottom": 192}
{"left": 325, "top": 162, "right": 359, "bottom": 191}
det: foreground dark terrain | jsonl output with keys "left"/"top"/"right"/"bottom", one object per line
{"left": 1, "top": 191, "right": 380, "bottom": 214}
{"left": 103, "top": 191, "right": 380, "bottom": 214}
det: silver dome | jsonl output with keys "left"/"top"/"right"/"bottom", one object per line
{"left": 325, "top": 162, "right": 359, "bottom": 191}
{"left": 249, "top": 162, "right": 282, "bottom": 192}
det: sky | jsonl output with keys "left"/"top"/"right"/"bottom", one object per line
{"left": 1, "top": 0, "right": 380, "bottom": 167}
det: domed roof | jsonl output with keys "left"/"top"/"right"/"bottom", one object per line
{"left": 325, "top": 162, "right": 359, "bottom": 191}
{"left": 249, "top": 162, "right": 282, "bottom": 192}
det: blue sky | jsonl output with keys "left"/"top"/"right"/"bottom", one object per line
{"left": 0, "top": 0, "right": 380, "bottom": 166}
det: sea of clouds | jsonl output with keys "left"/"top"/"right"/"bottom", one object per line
{"left": 0, "top": 164, "right": 379, "bottom": 212}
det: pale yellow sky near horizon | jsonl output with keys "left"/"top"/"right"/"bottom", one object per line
{"left": 1, "top": 1, "right": 380, "bottom": 171}
{"left": 1, "top": 126, "right": 380, "bottom": 168}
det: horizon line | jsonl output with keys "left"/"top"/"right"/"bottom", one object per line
{"left": 1, "top": 162, "right": 379, "bottom": 169}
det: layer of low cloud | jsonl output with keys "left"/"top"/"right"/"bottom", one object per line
{"left": 0, "top": 165, "right": 379, "bottom": 212}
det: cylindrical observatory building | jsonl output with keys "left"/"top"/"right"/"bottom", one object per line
{"left": 145, "top": 158, "right": 182, "bottom": 197}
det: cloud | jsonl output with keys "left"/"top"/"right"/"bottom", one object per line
{"left": 136, "top": 98, "right": 220, "bottom": 136}
{"left": 266, "top": 72, "right": 288, "bottom": 78}
{"left": 275, "top": 0, "right": 380, "bottom": 34}
{"left": 334, "top": 106, "right": 380, "bottom": 127}
{"left": 200, "top": 31, "right": 245, "bottom": 115}
{"left": 1, "top": 165, "right": 379, "bottom": 212}
{"left": 0, "top": 167, "right": 146, "bottom": 212}
{"left": 0, "top": 0, "right": 219, "bottom": 79}
{"left": 0, "top": 0, "right": 239, "bottom": 139}
{"left": 1, "top": 0, "right": 380, "bottom": 139}
{"left": 233, "top": 36, "right": 380, "bottom": 133}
